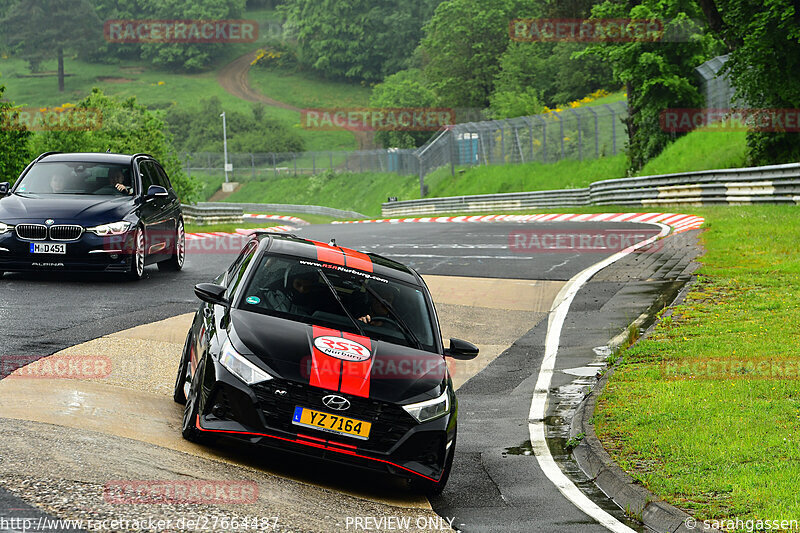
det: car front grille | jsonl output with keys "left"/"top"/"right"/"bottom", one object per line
{"left": 15, "top": 224, "right": 47, "bottom": 241}
{"left": 252, "top": 379, "right": 417, "bottom": 453}
{"left": 49, "top": 225, "right": 83, "bottom": 241}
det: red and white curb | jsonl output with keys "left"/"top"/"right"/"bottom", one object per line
{"left": 186, "top": 225, "right": 295, "bottom": 241}
{"left": 244, "top": 214, "right": 310, "bottom": 226}
{"left": 333, "top": 213, "right": 704, "bottom": 234}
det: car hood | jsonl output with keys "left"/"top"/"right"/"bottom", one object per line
{"left": 229, "top": 309, "right": 448, "bottom": 404}
{"left": 0, "top": 193, "right": 136, "bottom": 225}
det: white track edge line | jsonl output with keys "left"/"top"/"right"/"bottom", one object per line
{"left": 528, "top": 221, "right": 671, "bottom": 533}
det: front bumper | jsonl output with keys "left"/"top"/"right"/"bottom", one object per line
{"left": 196, "top": 361, "right": 455, "bottom": 483}
{"left": 0, "top": 230, "right": 134, "bottom": 273}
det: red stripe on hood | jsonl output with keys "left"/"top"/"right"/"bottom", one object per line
{"left": 338, "top": 332, "right": 372, "bottom": 398}
{"left": 312, "top": 241, "right": 345, "bottom": 266}
{"left": 309, "top": 325, "right": 342, "bottom": 391}
{"left": 342, "top": 249, "right": 373, "bottom": 272}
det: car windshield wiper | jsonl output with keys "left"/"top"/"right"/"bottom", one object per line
{"left": 315, "top": 268, "right": 366, "bottom": 336}
{"left": 363, "top": 284, "right": 424, "bottom": 351}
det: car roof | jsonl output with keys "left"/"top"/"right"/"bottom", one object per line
{"left": 37, "top": 152, "right": 149, "bottom": 164}
{"left": 257, "top": 233, "right": 422, "bottom": 286}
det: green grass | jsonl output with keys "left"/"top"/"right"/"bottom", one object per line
{"left": 637, "top": 130, "right": 749, "bottom": 176}
{"left": 425, "top": 155, "right": 628, "bottom": 197}
{"left": 593, "top": 205, "right": 800, "bottom": 523}
{"left": 223, "top": 171, "right": 419, "bottom": 217}
{"left": 0, "top": 54, "right": 357, "bottom": 152}
{"left": 248, "top": 68, "right": 371, "bottom": 110}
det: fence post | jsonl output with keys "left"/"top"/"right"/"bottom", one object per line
{"left": 500, "top": 124, "right": 505, "bottom": 164}
{"left": 557, "top": 112, "right": 565, "bottom": 161}
{"left": 541, "top": 117, "right": 547, "bottom": 163}
{"left": 312, "top": 153, "right": 316, "bottom": 175}
{"left": 450, "top": 129, "right": 456, "bottom": 176}
{"left": 272, "top": 153, "right": 277, "bottom": 177}
{"left": 587, "top": 107, "right": 599, "bottom": 158}
{"left": 418, "top": 154, "right": 425, "bottom": 199}
{"left": 293, "top": 153, "right": 297, "bottom": 176}
{"left": 329, "top": 152, "right": 333, "bottom": 171}
{"left": 605, "top": 104, "right": 617, "bottom": 155}
{"left": 569, "top": 109, "right": 583, "bottom": 161}
{"left": 251, "top": 153, "right": 255, "bottom": 180}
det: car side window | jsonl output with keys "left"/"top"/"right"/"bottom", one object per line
{"left": 226, "top": 242, "right": 258, "bottom": 299}
{"left": 153, "top": 163, "right": 173, "bottom": 191}
{"left": 139, "top": 161, "right": 156, "bottom": 193}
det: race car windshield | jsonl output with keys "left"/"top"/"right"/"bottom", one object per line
{"left": 239, "top": 254, "right": 436, "bottom": 351}
{"left": 14, "top": 162, "right": 134, "bottom": 196}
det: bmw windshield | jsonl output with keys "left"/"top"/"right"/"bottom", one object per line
{"left": 238, "top": 253, "right": 437, "bottom": 352}
{"left": 14, "top": 162, "right": 134, "bottom": 196}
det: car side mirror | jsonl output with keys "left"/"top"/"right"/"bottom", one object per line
{"left": 194, "top": 283, "right": 230, "bottom": 307}
{"left": 445, "top": 338, "right": 479, "bottom": 360}
{"left": 0, "top": 182, "right": 9, "bottom": 195}
{"left": 146, "top": 185, "right": 168, "bottom": 198}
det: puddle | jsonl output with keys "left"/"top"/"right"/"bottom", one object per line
{"left": 502, "top": 440, "right": 533, "bottom": 457}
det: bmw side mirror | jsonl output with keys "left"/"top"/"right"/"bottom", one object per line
{"left": 0, "top": 182, "right": 9, "bottom": 195}
{"left": 146, "top": 185, "right": 168, "bottom": 198}
{"left": 445, "top": 338, "right": 479, "bottom": 360}
{"left": 194, "top": 283, "right": 230, "bottom": 307}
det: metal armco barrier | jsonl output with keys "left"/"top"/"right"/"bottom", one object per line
{"left": 382, "top": 162, "right": 800, "bottom": 216}
{"left": 182, "top": 204, "right": 243, "bottom": 225}
{"left": 196, "top": 202, "right": 368, "bottom": 219}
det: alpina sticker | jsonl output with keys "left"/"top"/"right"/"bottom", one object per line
{"left": 313, "top": 336, "right": 371, "bottom": 362}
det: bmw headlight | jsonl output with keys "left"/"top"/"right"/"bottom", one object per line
{"left": 0, "top": 222, "right": 12, "bottom": 234}
{"left": 87, "top": 221, "right": 132, "bottom": 236}
{"left": 402, "top": 389, "right": 450, "bottom": 423}
{"left": 219, "top": 341, "right": 273, "bottom": 385}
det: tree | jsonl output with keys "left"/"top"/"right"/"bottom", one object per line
{"left": 165, "top": 97, "right": 305, "bottom": 154}
{"left": 579, "top": 0, "right": 722, "bottom": 172}
{"left": 698, "top": 0, "right": 800, "bottom": 165}
{"left": 420, "top": 0, "right": 537, "bottom": 108}
{"left": 281, "top": 0, "right": 441, "bottom": 82}
{"left": 0, "top": 85, "right": 32, "bottom": 183}
{"left": 493, "top": 41, "right": 614, "bottom": 108}
{"left": 369, "top": 69, "right": 438, "bottom": 148}
{"left": 0, "top": 0, "right": 101, "bottom": 91}
{"left": 30, "top": 89, "right": 198, "bottom": 202}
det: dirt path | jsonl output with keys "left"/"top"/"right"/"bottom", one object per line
{"left": 216, "top": 50, "right": 376, "bottom": 150}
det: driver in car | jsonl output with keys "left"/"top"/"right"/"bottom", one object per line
{"left": 358, "top": 284, "right": 399, "bottom": 326}
{"left": 49, "top": 173, "right": 68, "bottom": 193}
{"left": 107, "top": 168, "right": 133, "bottom": 195}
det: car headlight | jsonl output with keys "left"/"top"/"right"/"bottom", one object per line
{"left": 87, "top": 221, "right": 132, "bottom": 236}
{"left": 0, "top": 222, "right": 12, "bottom": 234}
{"left": 219, "top": 341, "right": 273, "bottom": 385}
{"left": 402, "top": 388, "right": 450, "bottom": 423}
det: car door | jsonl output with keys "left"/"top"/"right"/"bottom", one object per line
{"left": 152, "top": 161, "right": 181, "bottom": 235}
{"left": 137, "top": 160, "right": 169, "bottom": 261}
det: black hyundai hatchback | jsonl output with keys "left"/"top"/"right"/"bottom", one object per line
{"left": 174, "top": 232, "right": 479, "bottom": 494}
{"left": 0, "top": 152, "right": 184, "bottom": 279}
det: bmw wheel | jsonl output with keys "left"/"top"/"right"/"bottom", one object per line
{"left": 126, "top": 227, "right": 145, "bottom": 280}
{"left": 158, "top": 219, "right": 185, "bottom": 272}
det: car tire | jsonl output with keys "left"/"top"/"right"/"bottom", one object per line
{"left": 410, "top": 433, "right": 456, "bottom": 497}
{"left": 158, "top": 219, "right": 185, "bottom": 272}
{"left": 181, "top": 364, "right": 209, "bottom": 444}
{"left": 126, "top": 227, "right": 145, "bottom": 281}
{"left": 173, "top": 332, "right": 193, "bottom": 405}
{"left": 0, "top": 271, "right": 4, "bottom": 279}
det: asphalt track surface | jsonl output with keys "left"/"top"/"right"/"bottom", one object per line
{"left": 0, "top": 221, "right": 691, "bottom": 532}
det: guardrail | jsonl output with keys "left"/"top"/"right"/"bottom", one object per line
{"left": 196, "top": 202, "right": 368, "bottom": 220}
{"left": 382, "top": 162, "right": 800, "bottom": 216}
{"left": 181, "top": 204, "right": 243, "bottom": 225}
